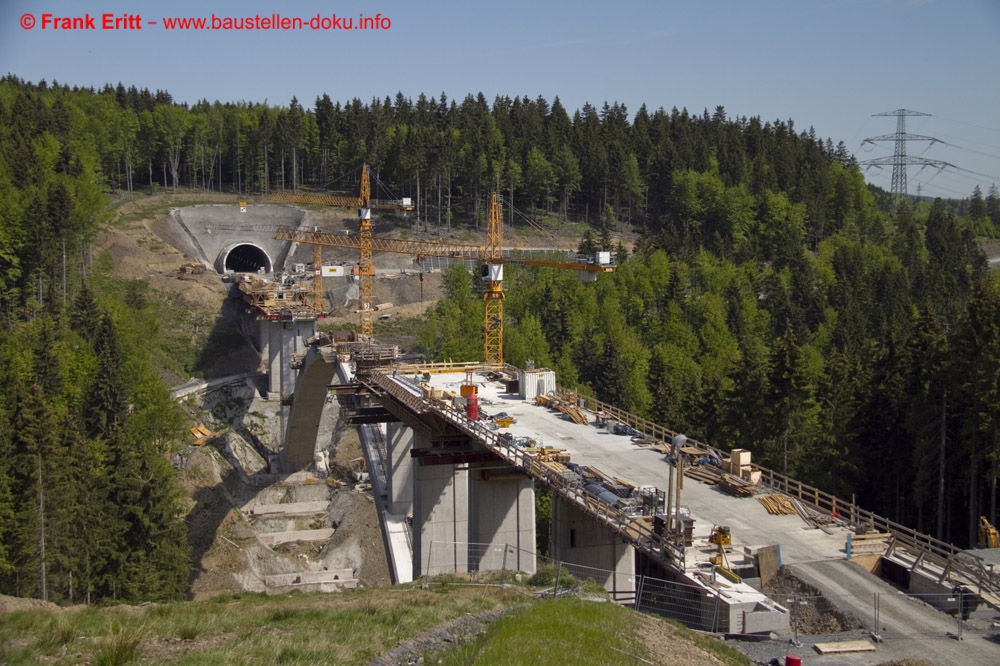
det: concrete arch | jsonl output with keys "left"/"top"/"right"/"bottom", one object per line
{"left": 281, "top": 347, "right": 336, "bottom": 471}
{"left": 216, "top": 242, "right": 273, "bottom": 274}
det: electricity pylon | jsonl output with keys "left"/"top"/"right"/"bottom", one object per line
{"left": 860, "top": 109, "right": 954, "bottom": 211}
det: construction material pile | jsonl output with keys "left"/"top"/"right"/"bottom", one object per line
{"left": 535, "top": 393, "right": 590, "bottom": 425}
{"left": 718, "top": 473, "right": 757, "bottom": 497}
{"left": 757, "top": 493, "right": 798, "bottom": 515}
{"left": 684, "top": 462, "right": 723, "bottom": 485}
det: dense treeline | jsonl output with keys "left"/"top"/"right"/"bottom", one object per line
{"left": 423, "top": 192, "right": 999, "bottom": 548}
{"left": 6, "top": 75, "right": 998, "bottom": 246}
{"left": 1, "top": 72, "right": 998, "bottom": 593}
{"left": 0, "top": 77, "right": 190, "bottom": 603}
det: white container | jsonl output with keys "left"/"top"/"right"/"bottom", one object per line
{"left": 519, "top": 368, "right": 556, "bottom": 400}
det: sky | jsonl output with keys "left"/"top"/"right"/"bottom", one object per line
{"left": 2, "top": 0, "right": 999, "bottom": 201}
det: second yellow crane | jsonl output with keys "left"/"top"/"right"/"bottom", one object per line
{"left": 274, "top": 190, "right": 615, "bottom": 365}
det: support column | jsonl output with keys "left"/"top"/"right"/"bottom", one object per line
{"left": 469, "top": 467, "right": 536, "bottom": 574}
{"left": 551, "top": 496, "right": 635, "bottom": 596}
{"left": 267, "top": 320, "right": 281, "bottom": 398}
{"left": 386, "top": 422, "right": 414, "bottom": 516}
{"left": 411, "top": 434, "right": 469, "bottom": 579}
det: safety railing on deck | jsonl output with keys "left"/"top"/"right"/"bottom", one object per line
{"left": 564, "top": 385, "right": 1000, "bottom": 603}
{"left": 368, "top": 370, "right": 686, "bottom": 571}
{"left": 370, "top": 368, "right": 1000, "bottom": 604}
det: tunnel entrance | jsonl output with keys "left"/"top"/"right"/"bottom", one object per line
{"left": 222, "top": 243, "right": 273, "bottom": 274}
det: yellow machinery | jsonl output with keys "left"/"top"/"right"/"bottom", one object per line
{"left": 273, "top": 190, "right": 615, "bottom": 365}
{"left": 492, "top": 415, "right": 515, "bottom": 428}
{"left": 979, "top": 516, "right": 1000, "bottom": 548}
{"left": 709, "top": 525, "right": 732, "bottom": 546}
{"left": 708, "top": 525, "right": 741, "bottom": 583}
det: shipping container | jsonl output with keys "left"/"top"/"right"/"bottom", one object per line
{"left": 519, "top": 368, "right": 557, "bottom": 400}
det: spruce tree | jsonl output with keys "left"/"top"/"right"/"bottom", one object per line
{"left": 70, "top": 282, "right": 100, "bottom": 344}
{"left": 0, "top": 408, "right": 14, "bottom": 578}
{"left": 5, "top": 382, "right": 59, "bottom": 600}
{"left": 34, "top": 317, "right": 63, "bottom": 399}
{"left": 86, "top": 313, "right": 126, "bottom": 442}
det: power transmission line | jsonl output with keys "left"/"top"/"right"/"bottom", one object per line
{"left": 859, "top": 109, "right": 954, "bottom": 210}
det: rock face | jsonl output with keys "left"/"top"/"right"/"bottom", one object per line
{"left": 181, "top": 383, "right": 390, "bottom": 600}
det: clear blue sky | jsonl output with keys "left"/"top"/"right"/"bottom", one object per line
{"left": 3, "top": 0, "right": 999, "bottom": 200}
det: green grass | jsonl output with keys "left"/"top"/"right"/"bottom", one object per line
{"left": 435, "top": 597, "right": 753, "bottom": 666}
{"left": 91, "top": 622, "right": 146, "bottom": 666}
{"left": 0, "top": 583, "right": 751, "bottom": 665}
{"left": 436, "top": 598, "right": 647, "bottom": 665}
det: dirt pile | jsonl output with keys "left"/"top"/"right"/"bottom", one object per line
{"left": 0, "top": 594, "right": 60, "bottom": 613}
{"left": 763, "top": 567, "right": 863, "bottom": 634}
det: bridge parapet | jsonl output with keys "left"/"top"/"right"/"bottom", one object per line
{"left": 368, "top": 369, "right": 686, "bottom": 571}
{"left": 569, "top": 387, "right": 1000, "bottom": 607}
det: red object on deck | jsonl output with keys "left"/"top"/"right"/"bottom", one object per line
{"left": 466, "top": 393, "right": 479, "bottom": 421}
{"left": 785, "top": 656, "right": 802, "bottom": 666}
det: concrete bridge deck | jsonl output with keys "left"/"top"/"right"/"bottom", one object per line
{"left": 412, "top": 371, "right": 850, "bottom": 566}
{"left": 365, "top": 365, "right": 1000, "bottom": 625}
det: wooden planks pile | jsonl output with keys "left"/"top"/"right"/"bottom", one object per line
{"left": 684, "top": 464, "right": 723, "bottom": 485}
{"left": 559, "top": 404, "right": 590, "bottom": 425}
{"left": 718, "top": 473, "right": 757, "bottom": 497}
{"left": 791, "top": 497, "right": 838, "bottom": 527}
{"left": 757, "top": 493, "right": 798, "bottom": 515}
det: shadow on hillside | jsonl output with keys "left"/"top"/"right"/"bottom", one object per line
{"left": 195, "top": 290, "right": 262, "bottom": 379}
{"left": 185, "top": 470, "right": 261, "bottom": 596}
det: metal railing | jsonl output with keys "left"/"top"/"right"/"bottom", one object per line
{"left": 369, "top": 366, "right": 1000, "bottom": 606}
{"left": 565, "top": 385, "right": 1000, "bottom": 604}
{"left": 368, "top": 370, "right": 686, "bottom": 573}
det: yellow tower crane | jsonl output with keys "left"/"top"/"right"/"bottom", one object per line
{"left": 273, "top": 190, "right": 615, "bottom": 365}
{"left": 267, "top": 164, "right": 413, "bottom": 336}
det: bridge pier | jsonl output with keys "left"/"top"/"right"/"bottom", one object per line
{"left": 469, "top": 467, "right": 535, "bottom": 574}
{"left": 410, "top": 432, "right": 536, "bottom": 580}
{"left": 551, "top": 495, "right": 636, "bottom": 596}
{"left": 257, "top": 319, "right": 282, "bottom": 398}
{"left": 250, "top": 318, "right": 320, "bottom": 472}
{"left": 386, "top": 422, "right": 414, "bottom": 516}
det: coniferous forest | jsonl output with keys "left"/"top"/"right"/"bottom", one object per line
{"left": 1, "top": 75, "right": 999, "bottom": 604}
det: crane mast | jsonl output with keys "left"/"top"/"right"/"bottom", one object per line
{"left": 483, "top": 191, "right": 504, "bottom": 366}
{"left": 272, "top": 189, "right": 615, "bottom": 366}
{"left": 267, "top": 164, "right": 396, "bottom": 338}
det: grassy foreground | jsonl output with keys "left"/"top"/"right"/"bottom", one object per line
{"left": 0, "top": 580, "right": 752, "bottom": 666}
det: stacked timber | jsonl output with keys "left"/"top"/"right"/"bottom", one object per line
{"left": 558, "top": 404, "right": 590, "bottom": 425}
{"left": 537, "top": 460, "right": 581, "bottom": 486}
{"left": 717, "top": 473, "right": 757, "bottom": 497}
{"left": 684, "top": 464, "right": 723, "bottom": 485}
{"left": 757, "top": 493, "right": 798, "bottom": 515}
{"left": 524, "top": 447, "right": 571, "bottom": 463}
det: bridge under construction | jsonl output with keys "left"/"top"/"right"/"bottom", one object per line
{"left": 302, "top": 352, "right": 1000, "bottom": 637}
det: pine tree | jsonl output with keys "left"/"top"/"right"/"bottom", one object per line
{"left": 5, "top": 382, "right": 59, "bottom": 600}
{"left": 86, "top": 313, "right": 127, "bottom": 442}
{"left": 0, "top": 408, "right": 14, "bottom": 577}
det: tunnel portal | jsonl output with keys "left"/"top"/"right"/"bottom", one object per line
{"left": 218, "top": 242, "right": 273, "bottom": 274}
